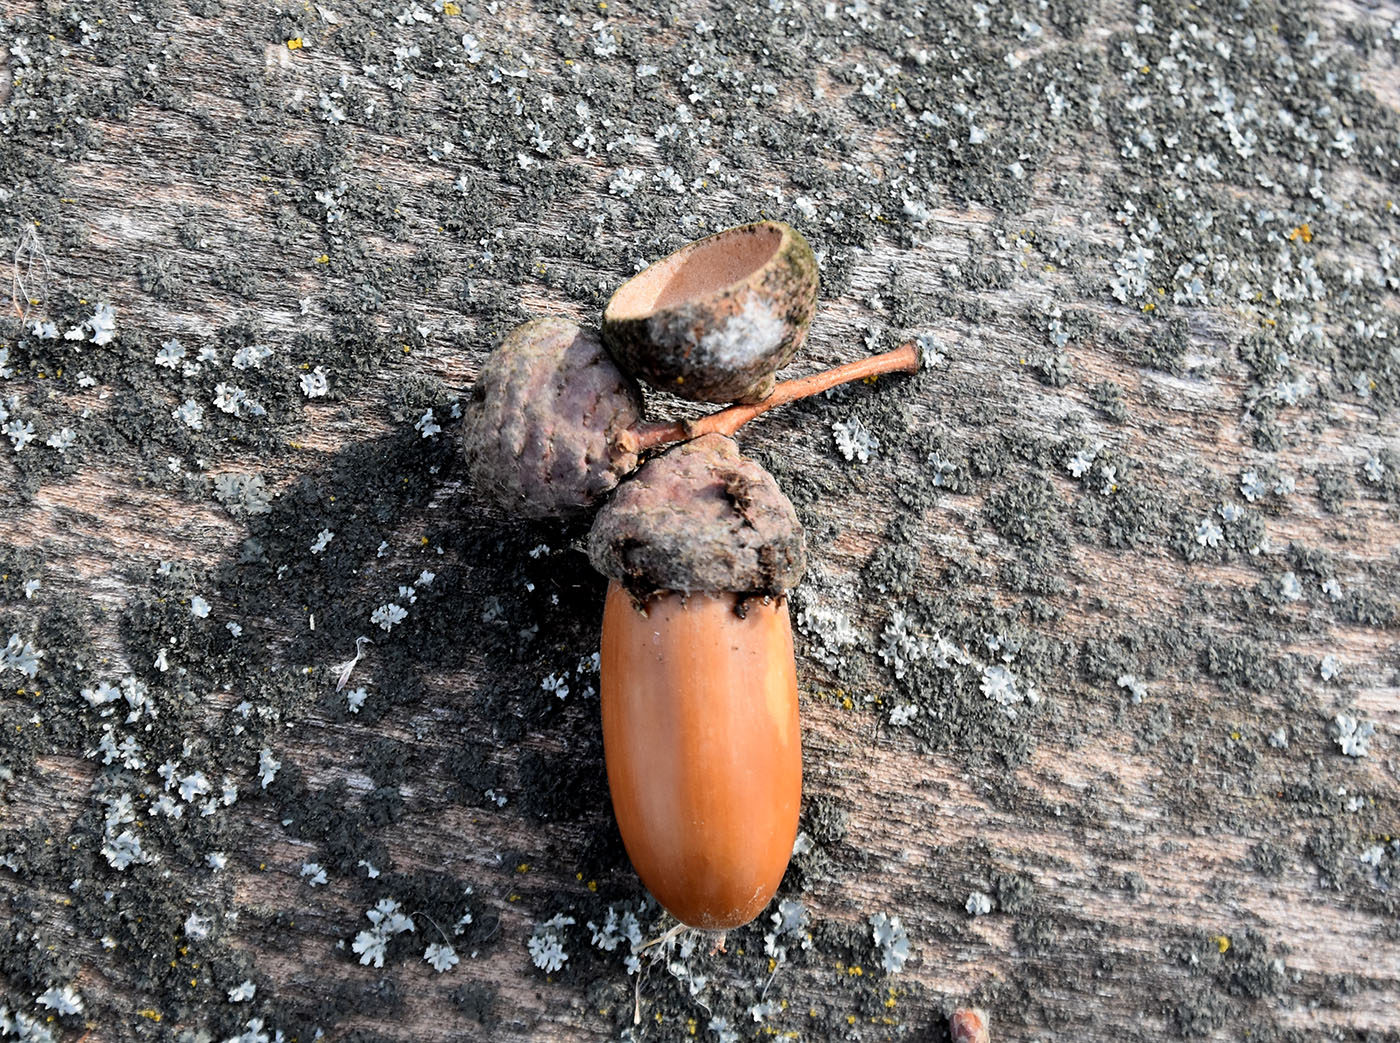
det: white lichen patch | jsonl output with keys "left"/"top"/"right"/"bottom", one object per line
{"left": 528, "top": 912, "right": 575, "bottom": 973}
{"left": 1335, "top": 714, "right": 1375, "bottom": 758}
{"left": 794, "top": 596, "right": 860, "bottom": 669}
{"left": 351, "top": 897, "right": 416, "bottom": 968}
{"left": 424, "top": 943, "right": 458, "bottom": 972}
{"left": 694, "top": 293, "right": 786, "bottom": 370}
{"left": 0, "top": 633, "right": 43, "bottom": 678}
{"left": 1117, "top": 674, "right": 1147, "bottom": 703}
{"left": 587, "top": 902, "right": 644, "bottom": 975}
{"left": 869, "top": 911, "right": 910, "bottom": 972}
{"left": 764, "top": 898, "right": 811, "bottom": 963}
{"left": 832, "top": 415, "right": 878, "bottom": 463}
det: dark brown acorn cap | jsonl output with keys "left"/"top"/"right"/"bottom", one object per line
{"left": 602, "top": 221, "right": 819, "bottom": 405}
{"left": 462, "top": 317, "right": 644, "bottom": 518}
{"left": 586, "top": 433, "right": 806, "bottom": 597}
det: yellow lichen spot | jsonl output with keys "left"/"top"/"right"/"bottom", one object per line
{"left": 687, "top": 1018, "right": 697, "bottom": 1035}
{"left": 1142, "top": 301, "right": 1155, "bottom": 311}
{"left": 1214, "top": 935, "right": 1230, "bottom": 953}
{"left": 189, "top": 978, "right": 198, "bottom": 987}
{"left": 443, "top": 1, "right": 461, "bottom": 12}
{"left": 768, "top": 957, "right": 777, "bottom": 973}
{"left": 1230, "top": 731, "right": 1241, "bottom": 741}
{"left": 314, "top": 254, "right": 329, "bottom": 264}
{"left": 1287, "top": 223, "right": 1312, "bottom": 243}
{"left": 508, "top": 893, "right": 520, "bottom": 902}
{"left": 421, "top": 536, "right": 429, "bottom": 545}
{"left": 403, "top": 345, "right": 412, "bottom": 354}
{"left": 517, "top": 863, "right": 530, "bottom": 872}
{"left": 848, "top": 965, "right": 863, "bottom": 976}
{"left": 847, "top": 1015, "right": 857, "bottom": 1026}
{"left": 287, "top": 37, "right": 304, "bottom": 49}
{"left": 1140, "top": 64, "right": 1150, "bottom": 73}
{"left": 587, "top": 880, "right": 598, "bottom": 892}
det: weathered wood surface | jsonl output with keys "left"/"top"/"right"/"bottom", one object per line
{"left": 0, "top": 0, "right": 1398, "bottom": 1041}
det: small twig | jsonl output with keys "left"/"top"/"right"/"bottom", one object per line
{"left": 627, "top": 340, "right": 921, "bottom": 452}
{"left": 333, "top": 635, "right": 372, "bottom": 691}
{"left": 407, "top": 909, "right": 456, "bottom": 947}
{"left": 635, "top": 920, "right": 688, "bottom": 954}
{"left": 9, "top": 225, "right": 55, "bottom": 320}
{"left": 759, "top": 957, "right": 782, "bottom": 1000}
{"left": 631, "top": 921, "right": 689, "bottom": 1025}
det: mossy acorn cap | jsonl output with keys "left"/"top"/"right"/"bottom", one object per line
{"left": 587, "top": 433, "right": 807, "bottom": 599}
{"left": 462, "top": 317, "right": 644, "bottom": 519}
{"left": 601, "top": 221, "right": 819, "bottom": 405}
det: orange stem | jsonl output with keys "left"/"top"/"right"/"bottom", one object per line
{"left": 631, "top": 340, "right": 921, "bottom": 451}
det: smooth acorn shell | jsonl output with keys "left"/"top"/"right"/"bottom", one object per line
{"left": 600, "top": 580, "right": 801, "bottom": 930}
{"left": 602, "top": 221, "right": 819, "bottom": 404}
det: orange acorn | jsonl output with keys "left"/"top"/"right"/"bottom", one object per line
{"left": 588, "top": 435, "right": 805, "bottom": 929}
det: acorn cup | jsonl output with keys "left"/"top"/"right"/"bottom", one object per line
{"left": 602, "top": 221, "right": 819, "bottom": 404}
{"left": 587, "top": 434, "right": 806, "bottom": 930}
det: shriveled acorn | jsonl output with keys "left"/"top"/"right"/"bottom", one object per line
{"left": 602, "top": 221, "right": 819, "bottom": 404}
{"left": 462, "top": 317, "right": 643, "bottom": 518}
{"left": 588, "top": 434, "right": 805, "bottom": 930}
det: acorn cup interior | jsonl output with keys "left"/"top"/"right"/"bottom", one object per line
{"left": 601, "top": 220, "right": 820, "bottom": 404}
{"left": 607, "top": 222, "right": 785, "bottom": 319}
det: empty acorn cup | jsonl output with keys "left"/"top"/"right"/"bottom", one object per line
{"left": 602, "top": 220, "right": 819, "bottom": 404}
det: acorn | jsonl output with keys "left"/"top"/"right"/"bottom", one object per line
{"left": 587, "top": 434, "right": 806, "bottom": 930}
{"left": 462, "top": 317, "right": 644, "bottom": 519}
{"left": 602, "top": 221, "right": 819, "bottom": 404}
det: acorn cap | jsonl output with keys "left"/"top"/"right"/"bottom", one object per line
{"left": 587, "top": 434, "right": 807, "bottom": 598}
{"left": 602, "top": 221, "right": 819, "bottom": 404}
{"left": 463, "top": 317, "right": 644, "bottom": 518}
